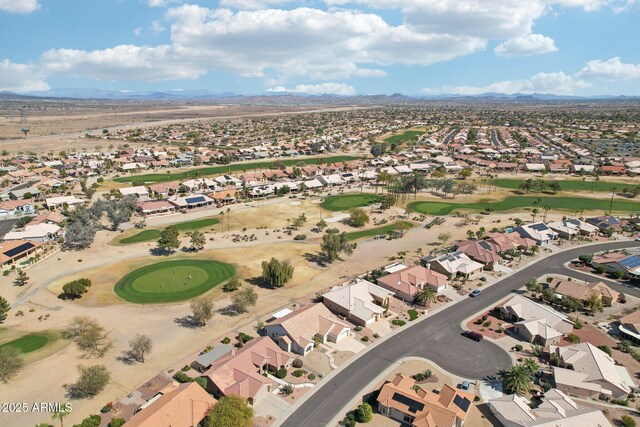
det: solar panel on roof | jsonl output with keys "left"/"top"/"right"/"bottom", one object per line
{"left": 3, "top": 242, "right": 35, "bottom": 258}
{"left": 531, "top": 223, "right": 549, "bottom": 231}
{"left": 392, "top": 393, "right": 425, "bottom": 412}
{"left": 479, "top": 241, "right": 492, "bottom": 250}
{"left": 185, "top": 196, "right": 206, "bottom": 204}
{"left": 609, "top": 217, "right": 619, "bottom": 225}
{"left": 620, "top": 256, "right": 640, "bottom": 269}
{"left": 453, "top": 395, "right": 471, "bottom": 412}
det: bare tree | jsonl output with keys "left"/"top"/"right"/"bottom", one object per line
{"left": 63, "top": 316, "right": 112, "bottom": 358}
{"left": 191, "top": 296, "right": 215, "bottom": 326}
{"left": 128, "top": 334, "right": 153, "bottom": 363}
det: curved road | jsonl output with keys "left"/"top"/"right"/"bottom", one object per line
{"left": 281, "top": 241, "right": 639, "bottom": 427}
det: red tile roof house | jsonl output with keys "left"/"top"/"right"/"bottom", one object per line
{"left": 454, "top": 239, "right": 502, "bottom": 267}
{"left": 125, "top": 382, "right": 216, "bottom": 427}
{"left": 377, "top": 265, "right": 448, "bottom": 302}
{"left": 201, "top": 337, "right": 290, "bottom": 405}
{"left": 263, "top": 303, "right": 350, "bottom": 356}
{"left": 137, "top": 200, "right": 177, "bottom": 217}
{"left": 377, "top": 374, "right": 476, "bottom": 427}
{"left": 548, "top": 277, "right": 619, "bottom": 307}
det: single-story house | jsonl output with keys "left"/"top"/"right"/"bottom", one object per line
{"left": 618, "top": 310, "right": 640, "bottom": 344}
{"left": 322, "top": 279, "right": 392, "bottom": 326}
{"left": 548, "top": 219, "right": 599, "bottom": 239}
{"left": 0, "top": 240, "right": 45, "bottom": 269}
{"left": 119, "top": 186, "right": 149, "bottom": 198}
{"left": 264, "top": 303, "right": 350, "bottom": 356}
{"left": 377, "top": 374, "right": 475, "bottom": 427}
{"left": 514, "top": 223, "right": 558, "bottom": 245}
{"left": 3, "top": 223, "right": 61, "bottom": 242}
{"left": 454, "top": 240, "right": 502, "bottom": 266}
{"left": 137, "top": 200, "right": 176, "bottom": 217}
{"left": 550, "top": 342, "right": 634, "bottom": 399}
{"left": 46, "top": 195, "right": 85, "bottom": 209}
{"left": 191, "top": 344, "right": 233, "bottom": 373}
{"left": 168, "top": 194, "right": 215, "bottom": 210}
{"left": 548, "top": 277, "right": 619, "bottom": 307}
{"left": 377, "top": 265, "right": 448, "bottom": 301}
{"left": 0, "top": 200, "right": 36, "bottom": 217}
{"left": 499, "top": 295, "right": 573, "bottom": 345}
{"left": 592, "top": 252, "right": 640, "bottom": 280}
{"left": 422, "top": 252, "right": 484, "bottom": 279}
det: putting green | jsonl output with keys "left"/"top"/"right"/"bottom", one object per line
{"left": 0, "top": 333, "right": 49, "bottom": 354}
{"left": 322, "top": 194, "right": 384, "bottom": 211}
{"left": 114, "top": 259, "right": 235, "bottom": 304}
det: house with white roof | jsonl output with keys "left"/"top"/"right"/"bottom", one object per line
{"left": 119, "top": 186, "right": 149, "bottom": 198}
{"left": 3, "top": 223, "right": 61, "bottom": 242}
{"left": 514, "top": 223, "right": 558, "bottom": 245}
{"left": 168, "top": 194, "right": 215, "bottom": 209}
{"left": 422, "top": 251, "right": 484, "bottom": 279}
{"left": 550, "top": 342, "right": 635, "bottom": 399}
{"left": 488, "top": 388, "right": 611, "bottom": 427}
{"left": 46, "top": 196, "right": 85, "bottom": 209}
{"left": 322, "top": 279, "right": 392, "bottom": 326}
{"left": 264, "top": 303, "right": 350, "bottom": 356}
{"left": 547, "top": 219, "right": 598, "bottom": 239}
{"left": 499, "top": 295, "right": 573, "bottom": 346}
{"left": 317, "top": 174, "right": 344, "bottom": 186}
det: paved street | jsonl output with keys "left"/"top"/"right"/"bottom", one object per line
{"left": 281, "top": 240, "right": 639, "bottom": 427}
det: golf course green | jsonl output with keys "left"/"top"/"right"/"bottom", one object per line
{"left": 491, "top": 178, "right": 639, "bottom": 193}
{"left": 119, "top": 218, "right": 220, "bottom": 244}
{"left": 114, "top": 259, "right": 235, "bottom": 304}
{"left": 408, "top": 196, "right": 640, "bottom": 216}
{"left": 114, "top": 155, "right": 359, "bottom": 184}
{"left": 321, "top": 194, "right": 384, "bottom": 211}
{"left": 0, "top": 333, "right": 50, "bottom": 354}
{"left": 384, "top": 130, "right": 425, "bottom": 146}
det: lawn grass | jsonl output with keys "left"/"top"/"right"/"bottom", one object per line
{"left": 408, "top": 196, "right": 640, "bottom": 216}
{"left": 114, "top": 155, "right": 359, "bottom": 183}
{"left": 321, "top": 194, "right": 384, "bottom": 211}
{"left": 119, "top": 218, "right": 220, "bottom": 244}
{"left": 346, "top": 221, "right": 414, "bottom": 241}
{"left": 0, "top": 333, "right": 50, "bottom": 354}
{"left": 114, "top": 259, "right": 235, "bottom": 304}
{"left": 408, "top": 310, "right": 419, "bottom": 321}
{"left": 384, "top": 130, "right": 425, "bottom": 146}
{"left": 491, "top": 178, "right": 639, "bottom": 193}
{"left": 392, "top": 319, "right": 406, "bottom": 327}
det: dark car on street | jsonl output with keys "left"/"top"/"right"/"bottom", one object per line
{"left": 462, "top": 330, "right": 483, "bottom": 342}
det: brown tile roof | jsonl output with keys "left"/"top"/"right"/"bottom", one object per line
{"left": 377, "top": 265, "right": 448, "bottom": 293}
{"left": 269, "top": 303, "right": 350, "bottom": 349}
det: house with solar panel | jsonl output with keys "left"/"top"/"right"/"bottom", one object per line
{"left": 377, "top": 374, "right": 475, "bottom": 427}
{"left": 514, "top": 223, "right": 558, "bottom": 245}
{"left": 167, "top": 194, "right": 215, "bottom": 210}
{"left": 0, "top": 240, "right": 45, "bottom": 270}
{"left": 585, "top": 216, "right": 622, "bottom": 235}
{"left": 592, "top": 252, "right": 640, "bottom": 280}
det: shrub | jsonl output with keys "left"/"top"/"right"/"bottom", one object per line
{"left": 292, "top": 369, "right": 305, "bottom": 377}
{"left": 100, "top": 405, "right": 111, "bottom": 413}
{"left": 354, "top": 325, "right": 362, "bottom": 332}
{"left": 307, "top": 373, "right": 316, "bottom": 380}
{"left": 596, "top": 266, "right": 606, "bottom": 274}
{"left": 610, "top": 398, "right": 629, "bottom": 407}
{"left": 361, "top": 336, "right": 369, "bottom": 342}
{"left": 514, "top": 344, "right": 523, "bottom": 352}
{"left": 237, "top": 332, "right": 254, "bottom": 344}
{"left": 619, "top": 293, "right": 627, "bottom": 304}
{"left": 483, "top": 320, "right": 492, "bottom": 327}
{"left": 173, "top": 371, "right": 192, "bottom": 383}
{"left": 281, "top": 384, "right": 294, "bottom": 396}
{"left": 483, "top": 264, "right": 494, "bottom": 271}
{"left": 566, "top": 333, "right": 581, "bottom": 344}
{"left": 621, "top": 415, "right": 636, "bottom": 427}
{"left": 481, "top": 314, "right": 488, "bottom": 321}
{"left": 109, "top": 418, "right": 126, "bottom": 427}
{"left": 292, "top": 358, "right": 303, "bottom": 369}
{"left": 221, "top": 337, "right": 231, "bottom": 344}
{"left": 293, "top": 234, "right": 307, "bottom": 240}
{"left": 181, "top": 365, "right": 190, "bottom": 372}
{"left": 276, "top": 368, "right": 287, "bottom": 379}
{"left": 597, "top": 345, "right": 612, "bottom": 357}
{"left": 573, "top": 317, "right": 583, "bottom": 329}
{"left": 355, "top": 403, "right": 373, "bottom": 423}
{"left": 373, "top": 333, "right": 379, "bottom": 338}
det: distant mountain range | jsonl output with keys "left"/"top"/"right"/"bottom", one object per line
{"left": 1, "top": 88, "right": 638, "bottom": 103}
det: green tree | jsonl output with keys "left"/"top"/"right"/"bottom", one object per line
{"left": 0, "top": 346, "right": 24, "bottom": 383}
{"left": 223, "top": 277, "right": 242, "bottom": 293}
{"left": 437, "top": 232, "right": 451, "bottom": 245}
{"left": 15, "top": 269, "right": 29, "bottom": 286}
{"left": 108, "top": 418, "right": 126, "bottom": 427}
{"left": 231, "top": 287, "right": 258, "bottom": 313}
{"left": 316, "top": 219, "right": 327, "bottom": 231}
{"left": 321, "top": 229, "right": 354, "bottom": 262}
{"left": 190, "top": 296, "right": 215, "bottom": 326}
{"left": 189, "top": 230, "right": 206, "bottom": 250}
{"left": 525, "top": 278, "right": 542, "bottom": 296}
{"left": 414, "top": 286, "right": 437, "bottom": 306}
{"left": 208, "top": 395, "right": 254, "bottom": 427}
{"left": 51, "top": 406, "right": 70, "bottom": 427}
{"left": 501, "top": 364, "right": 533, "bottom": 396}
{"left": 261, "top": 258, "right": 294, "bottom": 288}
{"left": 74, "top": 415, "right": 101, "bottom": 427}
{"left": 587, "top": 294, "right": 604, "bottom": 313}
{"left": 62, "top": 279, "right": 92, "bottom": 299}
{"left": 349, "top": 208, "right": 369, "bottom": 227}
{"left": 157, "top": 225, "right": 180, "bottom": 253}
{"left": 0, "top": 296, "right": 10, "bottom": 323}
{"left": 522, "top": 358, "right": 539, "bottom": 374}
{"left": 67, "top": 365, "right": 110, "bottom": 399}
{"left": 355, "top": 402, "right": 373, "bottom": 423}
{"left": 621, "top": 415, "right": 636, "bottom": 427}
{"left": 380, "top": 194, "right": 395, "bottom": 210}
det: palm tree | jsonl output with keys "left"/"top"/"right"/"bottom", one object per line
{"left": 219, "top": 210, "right": 225, "bottom": 232}
{"left": 522, "top": 358, "right": 539, "bottom": 374}
{"left": 415, "top": 286, "right": 438, "bottom": 307}
{"left": 609, "top": 187, "right": 617, "bottom": 214}
{"left": 542, "top": 205, "right": 551, "bottom": 223}
{"left": 501, "top": 364, "right": 534, "bottom": 396}
{"left": 226, "top": 207, "right": 231, "bottom": 230}
{"left": 52, "top": 407, "right": 70, "bottom": 427}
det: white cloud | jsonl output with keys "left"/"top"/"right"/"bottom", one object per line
{"left": 40, "top": 45, "right": 207, "bottom": 81}
{"left": 268, "top": 82, "right": 356, "bottom": 95}
{"left": 0, "top": 0, "right": 39, "bottom": 13}
{"left": 426, "top": 71, "right": 590, "bottom": 95}
{"left": 494, "top": 34, "right": 558, "bottom": 57}
{"left": 0, "top": 60, "right": 49, "bottom": 92}
{"left": 150, "top": 20, "right": 166, "bottom": 33}
{"left": 547, "top": 0, "right": 636, "bottom": 12}
{"left": 577, "top": 57, "right": 640, "bottom": 80}
{"left": 133, "top": 27, "right": 143, "bottom": 36}
{"left": 219, "top": 0, "right": 293, "bottom": 9}
{"left": 146, "top": 0, "right": 180, "bottom": 7}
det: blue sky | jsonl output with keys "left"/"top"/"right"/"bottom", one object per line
{"left": 0, "top": 0, "right": 639, "bottom": 96}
